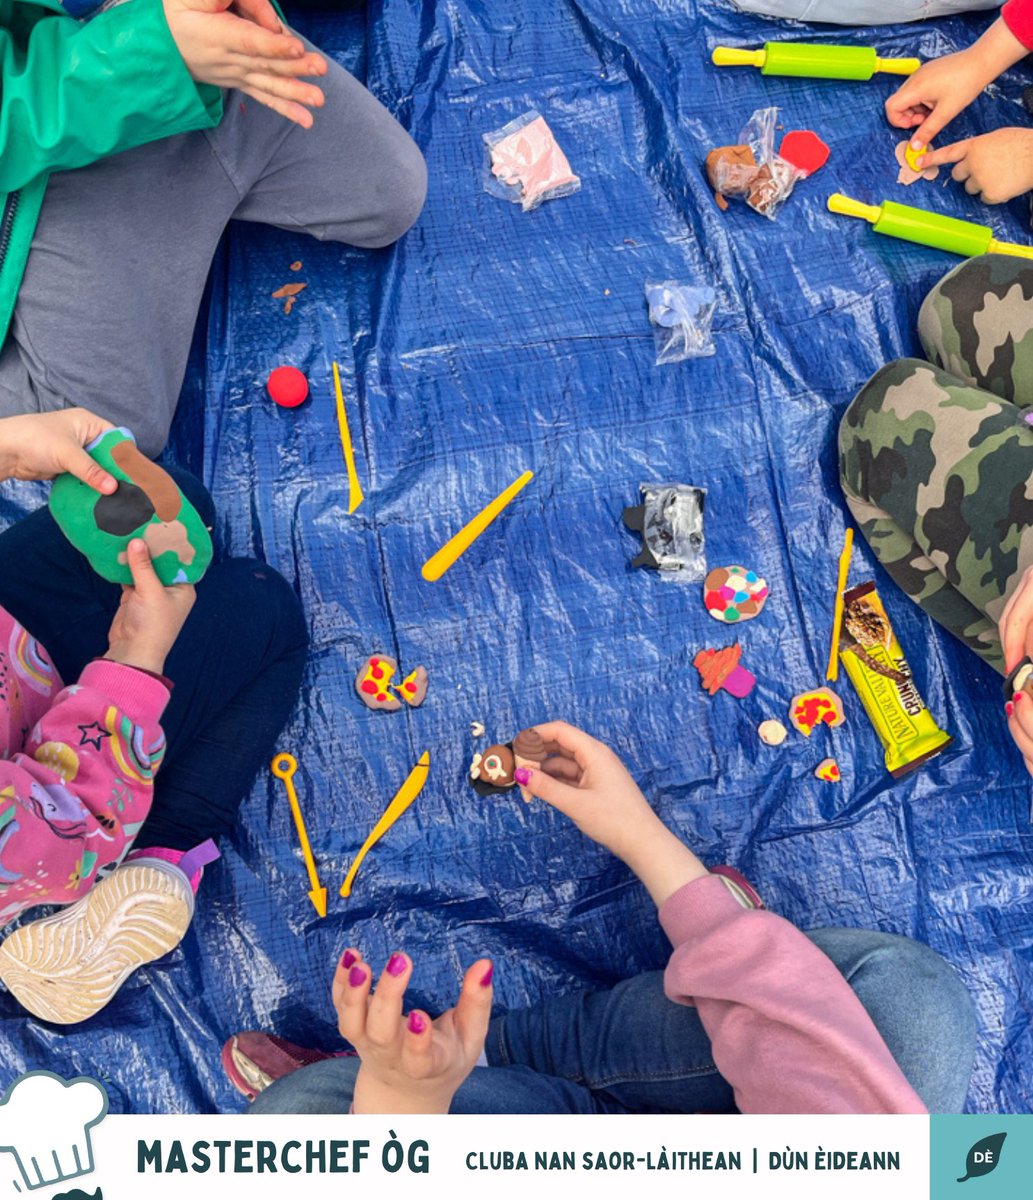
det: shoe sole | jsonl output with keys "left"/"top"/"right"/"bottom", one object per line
{"left": 0, "top": 861, "right": 193, "bottom": 1024}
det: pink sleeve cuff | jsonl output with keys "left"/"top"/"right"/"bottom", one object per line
{"left": 1002, "top": 0, "right": 1033, "bottom": 52}
{"left": 77, "top": 660, "right": 170, "bottom": 726}
{"left": 658, "top": 873, "right": 754, "bottom": 947}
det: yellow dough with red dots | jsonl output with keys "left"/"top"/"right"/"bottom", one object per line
{"left": 355, "top": 655, "right": 402, "bottom": 711}
{"left": 789, "top": 687, "right": 845, "bottom": 736}
{"left": 393, "top": 666, "right": 428, "bottom": 708}
{"left": 815, "top": 758, "right": 841, "bottom": 782}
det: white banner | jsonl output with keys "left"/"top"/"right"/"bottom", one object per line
{"left": 0, "top": 1113, "right": 930, "bottom": 1200}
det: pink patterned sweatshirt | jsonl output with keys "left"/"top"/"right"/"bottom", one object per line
{"left": 660, "top": 875, "right": 927, "bottom": 1114}
{"left": 0, "top": 608, "right": 169, "bottom": 927}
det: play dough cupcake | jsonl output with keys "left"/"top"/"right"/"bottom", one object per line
{"left": 704, "top": 565, "right": 769, "bottom": 623}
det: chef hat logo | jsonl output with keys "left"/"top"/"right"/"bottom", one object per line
{"left": 0, "top": 1072, "right": 108, "bottom": 1191}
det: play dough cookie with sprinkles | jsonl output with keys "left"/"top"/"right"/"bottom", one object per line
{"left": 704, "top": 566, "right": 769, "bottom": 623}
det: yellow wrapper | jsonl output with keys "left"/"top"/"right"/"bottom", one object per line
{"left": 839, "top": 582, "right": 952, "bottom": 777}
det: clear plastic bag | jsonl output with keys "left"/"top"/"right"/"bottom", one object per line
{"left": 644, "top": 280, "right": 718, "bottom": 364}
{"left": 483, "top": 110, "right": 581, "bottom": 212}
{"left": 622, "top": 483, "right": 708, "bottom": 582}
{"left": 706, "top": 106, "right": 801, "bottom": 221}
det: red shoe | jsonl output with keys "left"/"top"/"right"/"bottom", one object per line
{"left": 221, "top": 1032, "right": 351, "bottom": 1100}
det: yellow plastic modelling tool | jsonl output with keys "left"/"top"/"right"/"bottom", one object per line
{"left": 828, "top": 193, "right": 1033, "bottom": 259}
{"left": 826, "top": 527, "right": 854, "bottom": 683}
{"left": 711, "top": 43, "right": 919, "bottom": 79}
{"left": 340, "top": 751, "right": 429, "bottom": 898}
{"left": 271, "top": 752, "right": 328, "bottom": 917}
{"left": 332, "top": 360, "right": 364, "bottom": 514}
{"left": 421, "top": 470, "right": 534, "bottom": 582}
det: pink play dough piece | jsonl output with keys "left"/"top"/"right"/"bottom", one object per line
{"left": 490, "top": 116, "right": 579, "bottom": 208}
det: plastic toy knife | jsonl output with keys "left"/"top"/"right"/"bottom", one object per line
{"left": 340, "top": 750, "right": 430, "bottom": 898}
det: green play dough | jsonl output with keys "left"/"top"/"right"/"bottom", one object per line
{"left": 49, "top": 427, "right": 213, "bottom": 586}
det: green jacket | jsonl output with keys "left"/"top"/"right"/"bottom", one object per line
{"left": 0, "top": 0, "right": 223, "bottom": 345}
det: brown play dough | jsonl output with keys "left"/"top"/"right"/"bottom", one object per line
{"left": 272, "top": 282, "right": 307, "bottom": 314}
{"left": 110, "top": 440, "right": 182, "bottom": 522}
{"left": 705, "top": 144, "right": 759, "bottom": 201}
{"left": 513, "top": 727, "right": 546, "bottom": 801}
{"left": 471, "top": 744, "right": 516, "bottom": 787}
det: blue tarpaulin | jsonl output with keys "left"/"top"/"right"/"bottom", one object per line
{"left": 0, "top": 0, "right": 1030, "bottom": 1114}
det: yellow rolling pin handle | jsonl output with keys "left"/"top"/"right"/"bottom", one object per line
{"left": 988, "top": 238, "right": 1033, "bottom": 261}
{"left": 827, "top": 193, "right": 882, "bottom": 224}
{"left": 873, "top": 56, "right": 921, "bottom": 75}
{"left": 711, "top": 46, "right": 766, "bottom": 68}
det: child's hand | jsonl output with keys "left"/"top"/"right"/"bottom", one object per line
{"left": 163, "top": 0, "right": 328, "bottom": 129}
{"left": 885, "top": 18, "right": 1029, "bottom": 153}
{"left": 999, "top": 565, "right": 1033, "bottom": 777}
{"left": 104, "top": 540, "right": 195, "bottom": 676}
{"left": 516, "top": 722, "right": 708, "bottom": 906}
{"left": 884, "top": 48, "right": 991, "bottom": 150}
{"left": 920, "top": 128, "right": 1033, "bottom": 205}
{"left": 334, "top": 950, "right": 493, "bottom": 1115}
{"left": 0, "top": 409, "right": 116, "bottom": 492}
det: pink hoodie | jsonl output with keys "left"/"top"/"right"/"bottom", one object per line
{"left": 660, "top": 875, "right": 927, "bottom": 1114}
{"left": 0, "top": 608, "right": 169, "bottom": 927}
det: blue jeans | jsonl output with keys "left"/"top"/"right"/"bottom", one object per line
{"left": 0, "top": 471, "right": 308, "bottom": 850}
{"left": 249, "top": 928, "right": 976, "bottom": 1115}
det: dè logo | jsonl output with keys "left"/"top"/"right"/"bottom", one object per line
{"left": 957, "top": 1132, "right": 1007, "bottom": 1183}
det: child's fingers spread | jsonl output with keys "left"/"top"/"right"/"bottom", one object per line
{"left": 364, "top": 953, "right": 413, "bottom": 1046}
{"left": 233, "top": 51, "right": 326, "bottom": 78}
{"left": 336, "top": 960, "right": 372, "bottom": 1043}
{"left": 331, "top": 947, "right": 364, "bottom": 1008}
{"left": 241, "top": 87, "right": 314, "bottom": 128}
{"left": 226, "top": 22, "right": 306, "bottom": 60}
{"left": 242, "top": 72, "right": 325, "bottom": 108}
{"left": 453, "top": 959, "right": 494, "bottom": 1056}
{"left": 400, "top": 1011, "right": 435, "bottom": 1077}
{"left": 920, "top": 139, "right": 970, "bottom": 170}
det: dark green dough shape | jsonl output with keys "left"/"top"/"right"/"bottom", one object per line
{"left": 48, "top": 428, "right": 213, "bottom": 585}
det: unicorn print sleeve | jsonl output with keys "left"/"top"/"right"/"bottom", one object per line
{"left": 0, "top": 610, "right": 169, "bottom": 926}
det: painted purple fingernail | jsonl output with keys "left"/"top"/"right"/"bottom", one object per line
{"left": 348, "top": 966, "right": 367, "bottom": 987}
{"left": 408, "top": 1012, "right": 427, "bottom": 1034}
{"left": 513, "top": 767, "right": 532, "bottom": 787}
{"left": 341, "top": 950, "right": 356, "bottom": 969}
{"left": 387, "top": 952, "right": 407, "bottom": 977}
{"left": 1006, "top": 701, "right": 1014, "bottom": 717}
{"left": 480, "top": 963, "right": 494, "bottom": 988}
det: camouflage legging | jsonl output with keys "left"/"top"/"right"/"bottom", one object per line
{"left": 839, "top": 254, "right": 1033, "bottom": 675}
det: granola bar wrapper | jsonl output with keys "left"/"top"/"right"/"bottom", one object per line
{"left": 839, "top": 581, "right": 952, "bottom": 778}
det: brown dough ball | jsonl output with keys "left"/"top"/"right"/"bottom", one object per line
{"left": 705, "top": 144, "right": 759, "bottom": 197}
{"left": 471, "top": 744, "right": 516, "bottom": 787}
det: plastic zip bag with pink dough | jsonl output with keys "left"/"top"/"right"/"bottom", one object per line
{"left": 484, "top": 111, "right": 581, "bottom": 212}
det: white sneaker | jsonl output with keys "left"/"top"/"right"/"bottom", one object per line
{"left": 0, "top": 858, "right": 194, "bottom": 1025}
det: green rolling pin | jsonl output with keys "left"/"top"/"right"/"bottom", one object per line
{"left": 828, "top": 193, "right": 1033, "bottom": 259}
{"left": 712, "top": 43, "right": 920, "bottom": 79}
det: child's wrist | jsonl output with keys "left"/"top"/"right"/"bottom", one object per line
{"left": 972, "top": 18, "right": 1029, "bottom": 80}
{"left": 622, "top": 820, "right": 709, "bottom": 907}
{"left": 104, "top": 646, "right": 168, "bottom": 676}
{"left": 353, "top": 1071, "right": 453, "bottom": 1115}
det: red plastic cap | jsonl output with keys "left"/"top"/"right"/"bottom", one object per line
{"left": 267, "top": 365, "right": 309, "bottom": 408}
